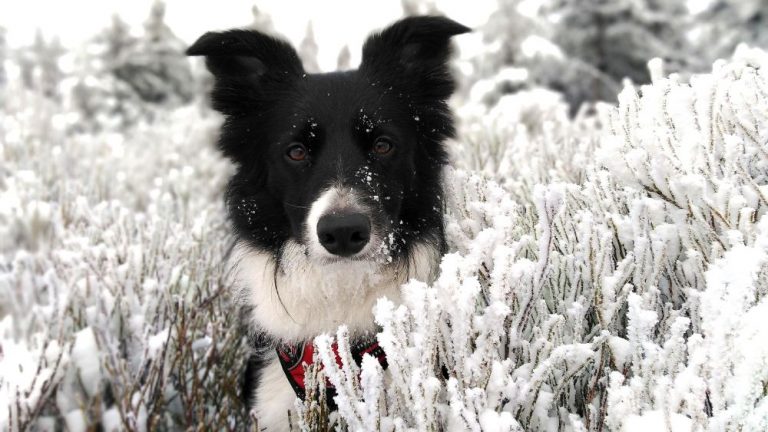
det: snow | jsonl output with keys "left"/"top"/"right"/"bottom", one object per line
{"left": 2, "top": 3, "right": 768, "bottom": 431}
{"left": 71, "top": 328, "right": 101, "bottom": 397}
{"left": 101, "top": 408, "right": 122, "bottom": 432}
{"left": 146, "top": 328, "right": 169, "bottom": 359}
{"left": 520, "top": 35, "right": 563, "bottom": 60}
{"left": 622, "top": 410, "right": 693, "bottom": 432}
{"left": 64, "top": 410, "right": 86, "bottom": 432}
{"left": 304, "top": 46, "right": 768, "bottom": 430}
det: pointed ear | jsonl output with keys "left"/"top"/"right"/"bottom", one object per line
{"left": 360, "top": 16, "right": 470, "bottom": 99}
{"left": 186, "top": 30, "right": 304, "bottom": 115}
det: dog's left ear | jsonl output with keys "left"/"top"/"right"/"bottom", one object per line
{"left": 360, "top": 16, "right": 470, "bottom": 100}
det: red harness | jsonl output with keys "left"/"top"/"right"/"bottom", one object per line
{"left": 276, "top": 333, "right": 387, "bottom": 409}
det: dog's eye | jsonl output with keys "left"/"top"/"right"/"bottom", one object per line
{"left": 286, "top": 144, "right": 307, "bottom": 161}
{"left": 373, "top": 137, "right": 393, "bottom": 155}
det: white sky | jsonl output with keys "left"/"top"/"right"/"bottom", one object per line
{"left": 0, "top": 0, "right": 496, "bottom": 71}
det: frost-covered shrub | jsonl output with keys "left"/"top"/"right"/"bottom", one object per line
{"left": 300, "top": 47, "right": 768, "bottom": 431}
{"left": 2, "top": 14, "right": 768, "bottom": 430}
{"left": 453, "top": 87, "right": 605, "bottom": 190}
{"left": 0, "top": 91, "right": 252, "bottom": 429}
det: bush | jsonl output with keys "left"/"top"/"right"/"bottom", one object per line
{"left": 2, "top": 42, "right": 767, "bottom": 431}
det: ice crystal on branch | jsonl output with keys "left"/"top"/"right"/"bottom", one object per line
{"left": 305, "top": 47, "right": 768, "bottom": 431}
{"left": 2, "top": 2, "right": 767, "bottom": 429}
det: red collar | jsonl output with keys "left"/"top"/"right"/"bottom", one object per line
{"left": 276, "top": 332, "right": 387, "bottom": 409}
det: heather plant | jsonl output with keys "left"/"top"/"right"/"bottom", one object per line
{"left": 303, "top": 46, "right": 768, "bottom": 431}
{"left": 2, "top": 3, "right": 767, "bottom": 430}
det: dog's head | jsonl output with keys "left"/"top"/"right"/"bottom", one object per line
{"left": 188, "top": 16, "right": 469, "bottom": 265}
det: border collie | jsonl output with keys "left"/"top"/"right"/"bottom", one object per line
{"left": 187, "top": 16, "right": 469, "bottom": 430}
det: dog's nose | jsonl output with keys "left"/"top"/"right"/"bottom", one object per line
{"left": 317, "top": 213, "right": 370, "bottom": 257}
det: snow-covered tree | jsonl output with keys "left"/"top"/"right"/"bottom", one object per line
{"left": 70, "top": 1, "right": 194, "bottom": 130}
{"left": 102, "top": 13, "right": 135, "bottom": 62}
{"left": 336, "top": 45, "right": 351, "bottom": 71}
{"left": 468, "top": 0, "right": 552, "bottom": 105}
{"left": 16, "top": 33, "right": 37, "bottom": 90}
{"left": 299, "top": 22, "right": 320, "bottom": 73}
{"left": 0, "top": 26, "right": 7, "bottom": 89}
{"left": 251, "top": 5, "right": 277, "bottom": 35}
{"left": 15, "top": 31, "right": 65, "bottom": 100}
{"left": 694, "top": 0, "right": 768, "bottom": 63}
{"left": 544, "top": 0, "right": 694, "bottom": 106}
{"left": 114, "top": 0, "right": 194, "bottom": 106}
{"left": 69, "top": 15, "right": 141, "bottom": 131}
{"left": 473, "top": 0, "right": 697, "bottom": 112}
{"left": 474, "top": 0, "right": 538, "bottom": 75}
{"left": 401, "top": 0, "right": 439, "bottom": 16}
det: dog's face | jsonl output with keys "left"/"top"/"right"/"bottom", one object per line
{"left": 258, "top": 73, "right": 427, "bottom": 263}
{"left": 188, "top": 17, "right": 469, "bottom": 264}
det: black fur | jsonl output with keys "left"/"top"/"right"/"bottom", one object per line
{"left": 240, "top": 331, "right": 276, "bottom": 410}
{"left": 187, "top": 16, "right": 468, "bottom": 259}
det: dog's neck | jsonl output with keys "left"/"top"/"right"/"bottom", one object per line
{"left": 233, "top": 240, "right": 440, "bottom": 342}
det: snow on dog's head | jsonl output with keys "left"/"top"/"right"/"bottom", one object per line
{"left": 187, "top": 17, "right": 468, "bottom": 269}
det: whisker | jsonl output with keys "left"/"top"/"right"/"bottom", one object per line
{"left": 283, "top": 201, "right": 311, "bottom": 209}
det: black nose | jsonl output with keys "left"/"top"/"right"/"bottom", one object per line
{"left": 317, "top": 213, "right": 370, "bottom": 257}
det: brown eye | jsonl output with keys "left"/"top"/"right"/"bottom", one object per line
{"left": 373, "top": 137, "right": 393, "bottom": 155}
{"left": 286, "top": 144, "right": 307, "bottom": 161}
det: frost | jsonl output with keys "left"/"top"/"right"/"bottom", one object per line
{"left": 0, "top": 79, "right": 243, "bottom": 428}
{"left": 299, "top": 49, "right": 768, "bottom": 430}
{"left": 147, "top": 328, "right": 170, "bottom": 360}
{"left": 3, "top": 8, "right": 768, "bottom": 431}
{"left": 520, "top": 35, "right": 563, "bottom": 60}
{"left": 622, "top": 410, "right": 693, "bottom": 432}
{"left": 64, "top": 410, "right": 86, "bottom": 432}
{"left": 71, "top": 328, "right": 102, "bottom": 397}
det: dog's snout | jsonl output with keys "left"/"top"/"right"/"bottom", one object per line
{"left": 317, "top": 213, "right": 370, "bottom": 257}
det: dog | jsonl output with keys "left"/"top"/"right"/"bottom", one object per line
{"left": 187, "top": 16, "right": 469, "bottom": 430}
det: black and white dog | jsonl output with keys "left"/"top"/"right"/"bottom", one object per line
{"left": 187, "top": 16, "right": 468, "bottom": 429}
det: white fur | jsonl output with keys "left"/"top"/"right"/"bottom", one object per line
{"left": 252, "top": 357, "right": 298, "bottom": 432}
{"left": 232, "top": 240, "right": 440, "bottom": 430}
{"left": 233, "top": 240, "right": 439, "bottom": 341}
{"left": 305, "top": 187, "right": 336, "bottom": 259}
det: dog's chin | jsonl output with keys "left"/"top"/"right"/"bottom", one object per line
{"left": 311, "top": 251, "right": 386, "bottom": 267}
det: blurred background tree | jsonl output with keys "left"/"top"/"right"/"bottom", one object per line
{"left": 67, "top": 1, "right": 193, "bottom": 131}
{"left": 470, "top": 0, "right": 701, "bottom": 112}
{"left": 299, "top": 22, "right": 320, "bottom": 73}
{"left": 115, "top": 0, "right": 193, "bottom": 106}
{"left": 695, "top": 0, "right": 768, "bottom": 62}
{"left": 0, "top": 26, "right": 8, "bottom": 90}
{"left": 3, "top": 0, "right": 766, "bottom": 128}
{"left": 545, "top": 0, "right": 693, "bottom": 107}
{"left": 17, "top": 31, "right": 65, "bottom": 100}
{"left": 336, "top": 45, "right": 351, "bottom": 70}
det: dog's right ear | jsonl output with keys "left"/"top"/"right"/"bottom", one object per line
{"left": 360, "top": 16, "right": 470, "bottom": 101}
{"left": 186, "top": 30, "right": 304, "bottom": 115}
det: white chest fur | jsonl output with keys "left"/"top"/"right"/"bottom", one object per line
{"left": 232, "top": 240, "right": 439, "bottom": 429}
{"left": 233, "top": 240, "right": 438, "bottom": 341}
